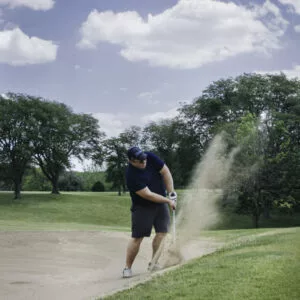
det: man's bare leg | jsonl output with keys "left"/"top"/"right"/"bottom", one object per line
{"left": 125, "top": 237, "right": 143, "bottom": 268}
{"left": 151, "top": 232, "right": 167, "bottom": 263}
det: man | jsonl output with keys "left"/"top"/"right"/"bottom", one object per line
{"left": 123, "top": 146, "right": 177, "bottom": 278}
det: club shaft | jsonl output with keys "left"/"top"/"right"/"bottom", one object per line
{"left": 173, "top": 210, "right": 176, "bottom": 243}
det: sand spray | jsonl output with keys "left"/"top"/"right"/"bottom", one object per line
{"left": 154, "top": 133, "right": 239, "bottom": 268}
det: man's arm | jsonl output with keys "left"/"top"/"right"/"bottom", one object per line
{"left": 160, "top": 165, "right": 175, "bottom": 194}
{"left": 136, "top": 187, "right": 176, "bottom": 209}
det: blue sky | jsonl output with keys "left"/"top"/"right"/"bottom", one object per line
{"left": 0, "top": 0, "right": 299, "bottom": 143}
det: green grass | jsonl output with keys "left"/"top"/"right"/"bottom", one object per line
{"left": 0, "top": 191, "right": 299, "bottom": 299}
{"left": 104, "top": 227, "right": 300, "bottom": 300}
{"left": 216, "top": 212, "right": 300, "bottom": 229}
{"left": 0, "top": 191, "right": 131, "bottom": 231}
{"left": 0, "top": 191, "right": 299, "bottom": 231}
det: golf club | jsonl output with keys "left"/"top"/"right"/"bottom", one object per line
{"left": 172, "top": 208, "right": 176, "bottom": 244}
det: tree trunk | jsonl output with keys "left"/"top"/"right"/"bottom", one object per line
{"left": 261, "top": 190, "right": 271, "bottom": 219}
{"left": 252, "top": 214, "right": 259, "bottom": 228}
{"left": 14, "top": 180, "right": 22, "bottom": 199}
{"left": 263, "top": 206, "right": 270, "bottom": 219}
{"left": 51, "top": 178, "right": 60, "bottom": 194}
{"left": 252, "top": 196, "right": 260, "bottom": 228}
{"left": 122, "top": 182, "right": 126, "bottom": 194}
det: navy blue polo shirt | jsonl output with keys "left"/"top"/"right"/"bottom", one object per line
{"left": 126, "top": 152, "right": 166, "bottom": 207}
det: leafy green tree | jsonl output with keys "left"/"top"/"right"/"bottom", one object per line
{"left": 0, "top": 94, "right": 37, "bottom": 198}
{"left": 141, "top": 119, "right": 190, "bottom": 187}
{"left": 101, "top": 126, "right": 143, "bottom": 195}
{"left": 31, "top": 99, "right": 105, "bottom": 194}
{"left": 103, "top": 137, "right": 128, "bottom": 195}
{"left": 119, "top": 126, "right": 143, "bottom": 147}
{"left": 227, "top": 113, "right": 265, "bottom": 227}
{"left": 142, "top": 120, "right": 178, "bottom": 168}
{"left": 178, "top": 73, "right": 300, "bottom": 226}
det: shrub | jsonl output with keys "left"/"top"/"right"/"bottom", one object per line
{"left": 92, "top": 181, "right": 105, "bottom": 192}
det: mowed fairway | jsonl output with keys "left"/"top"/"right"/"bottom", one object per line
{"left": 0, "top": 192, "right": 131, "bottom": 231}
{"left": 0, "top": 192, "right": 299, "bottom": 300}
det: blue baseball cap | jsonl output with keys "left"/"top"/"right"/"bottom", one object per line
{"left": 127, "top": 146, "right": 147, "bottom": 161}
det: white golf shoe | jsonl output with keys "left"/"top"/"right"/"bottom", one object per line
{"left": 122, "top": 267, "right": 132, "bottom": 278}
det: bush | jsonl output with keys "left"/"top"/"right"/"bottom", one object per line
{"left": 92, "top": 181, "right": 105, "bottom": 192}
{"left": 58, "top": 172, "right": 83, "bottom": 191}
{"left": 274, "top": 196, "right": 296, "bottom": 215}
{"left": 23, "top": 168, "right": 51, "bottom": 191}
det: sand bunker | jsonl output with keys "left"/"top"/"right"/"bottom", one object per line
{"left": 0, "top": 231, "right": 222, "bottom": 300}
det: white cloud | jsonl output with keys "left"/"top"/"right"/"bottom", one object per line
{"left": 0, "top": 27, "right": 58, "bottom": 65}
{"left": 294, "top": 24, "right": 300, "bottom": 33}
{"left": 74, "top": 64, "right": 80, "bottom": 70}
{"left": 253, "top": 0, "right": 289, "bottom": 35}
{"left": 120, "top": 87, "right": 128, "bottom": 92}
{"left": 141, "top": 107, "right": 179, "bottom": 124}
{"left": 0, "top": 0, "right": 54, "bottom": 10}
{"left": 278, "top": 0, "right": 300, "bottom": 15}
{"left": 138, "top": 91, "right": 156, "bottom": 98}
{"left": 137, "top": 90, "right": 160, "bottom": 104}
{"left": 1, "top": 93, "right": 9, "bottom": 99}
{"left": 93, "top": 107, "right": 179, "bottom": 137}
{"left": 256, "top": 65, "right": 300, "bottom": 79}
{"left": 78, "top": 0, "right": 288, "bottom": 69}
{"left": 93, "top": 112, "right": 132, "bottom": 137}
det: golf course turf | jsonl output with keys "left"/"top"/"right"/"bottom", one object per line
{"left": 0, "top": 192, "right": 299, "bottom": 300}
{"left": 103, "top": 228, "right": 300, "bottom": 300}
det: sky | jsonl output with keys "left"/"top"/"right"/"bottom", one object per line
{"left": 0, "top": 0, "right": 300, "bottom": 169}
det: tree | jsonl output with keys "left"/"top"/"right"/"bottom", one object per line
{"left": 142, "top": 120, "right": 179, "bottom": 168}
{"left": 103, "top": 137, "right": 128, "bottom": 195}
{"left": 101, "top": 126, "right": 143, "bottom": 196}
{"left": 178, "top": 73, "right": 300, "bottom": 226}
{"left": 31, "top": 99, "right": 105, "bottom": 194}
{"left": 0, "top": 94, "right": 36, "bottom": 199}
{"left": 226, "top": 113, "right": 265, "bottom": 227}
{"left": 141, "top": 119, "right": 191, "bottom": 187}
{"left": 119, "top": 126, "right": 143, "bottom": 147}
{"left": 0, "top": 93, "right": 106, "bottom": 196}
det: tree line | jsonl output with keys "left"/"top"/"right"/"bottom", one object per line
{"left": 101, "top": 73, "right": 300, "bottom": 226}
{"left": 0, "top": 93, "right": 104, "bottom": 198}
{"left": 1, "top": 73, "right": 300, "bottom": 226}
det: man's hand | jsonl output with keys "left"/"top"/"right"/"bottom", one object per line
{"left": 168, "top": 199, "right": 176, "bottom": 210}
{"left": 168, "top": 191, "right": 177, "bottom": 202}
{"left": 168, "top": 191, "right": 177, "bottom": 210}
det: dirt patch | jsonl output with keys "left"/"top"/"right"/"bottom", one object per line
{"left": 0, "top": 231, "right": 222, "bottom": 300}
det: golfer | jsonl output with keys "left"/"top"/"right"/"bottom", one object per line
{"left": 123, "top": 146, "right": 177, "bottom": 278}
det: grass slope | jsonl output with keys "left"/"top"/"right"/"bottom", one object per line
{"left": 1, "top": 191, "right": 298, "bottom": 230}
{"left": 0, "top": 192, "right": 131, "bottom": 230}
{"left": 104, "top": 228, "right": 300, "bottom": 300}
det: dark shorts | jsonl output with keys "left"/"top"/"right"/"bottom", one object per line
{"left": 131, "top": 203, "right": 170, "bottom": 238}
